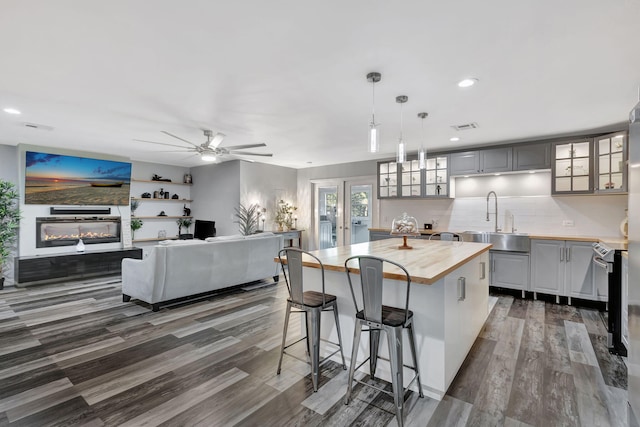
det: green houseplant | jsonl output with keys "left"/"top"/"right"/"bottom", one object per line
{"left": 0, "top": 180, "right": 21, "bottom": 289}
{"left": 234, "top": 203, "right": 260, "bottom": 235}
{"left": 177, "top": 217, "right": 193, "bottom": 238}
{"left": 130, "top": 217, "right": 143, "bottom": 240}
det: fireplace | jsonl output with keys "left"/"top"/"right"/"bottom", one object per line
{"left": 36, "top": 217, "right": 121, "bottom": 248}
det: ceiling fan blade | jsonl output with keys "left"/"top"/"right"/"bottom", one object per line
{"left": 132, "top": 139, "right": 190, "bottom": 149}
{"left": 161, "top": 131, "right": 200, "bottom": 148}
{"left": 223, "top": 143, "right": 266, "bottom": 151}
{"left": 209, "top": 132, "right": 225, "bottom": 148}
{"left": 229, "top": 151, "right": 273, "bottom": 157}
{"left": 151, "top": 149, "right": 195, "bottom": 153}
{"left": 225, "top": 153, "right": 255, "bottom": 163}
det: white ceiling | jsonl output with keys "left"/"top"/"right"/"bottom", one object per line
{"left": 1, "top": 0, "right": 639, "bottom": 169}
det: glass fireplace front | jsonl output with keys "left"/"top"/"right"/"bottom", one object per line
{"left": 36, "top": 217, "right": 121, "bottom": 248}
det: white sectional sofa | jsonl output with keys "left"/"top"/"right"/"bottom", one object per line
{"left": 121, "top": 233, "right": 284, "bottom": 311}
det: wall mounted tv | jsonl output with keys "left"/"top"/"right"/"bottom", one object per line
{"left": 25, "top": 151, "right": 132, "bottom": 206}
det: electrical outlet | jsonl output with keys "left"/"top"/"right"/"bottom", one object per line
{"left": 562, "top": 220, "right": 574, "bottom": 227}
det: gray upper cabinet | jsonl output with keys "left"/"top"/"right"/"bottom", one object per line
{"left": 450, "top": 147, "right": 512, "bottom": 176}
{"left": 552, "top": 138, "right": 594, "bottom": 194}
{"left": 513, "top": 143, "right": 551, "bottom": 171}
{"left": 450, "top": 151, "right": 479, "bottom": 175}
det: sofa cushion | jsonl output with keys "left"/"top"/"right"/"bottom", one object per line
{"left": 245, "top": 232, "right": 275, "bottom": 239}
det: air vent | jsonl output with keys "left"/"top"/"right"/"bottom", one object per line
{"left": 22, "top": 122, "right": 54, "bottom": 131}
{"left": 451, "top": 122, "right": 479, "bottom": 131}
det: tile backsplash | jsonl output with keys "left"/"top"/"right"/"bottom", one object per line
{"left": 379, "top": 172, "right": 627, "bottom": 238}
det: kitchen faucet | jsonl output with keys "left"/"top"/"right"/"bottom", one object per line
{"left": 486, "top": 191, "right": 500, "bottom": 232}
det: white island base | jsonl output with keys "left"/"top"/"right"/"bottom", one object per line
{"left": 298, "top": 245, "right": 489, "bottom": 400}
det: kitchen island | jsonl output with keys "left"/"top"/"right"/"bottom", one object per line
{"left": 288, "top": 238, "right": 491, "bottom": 399}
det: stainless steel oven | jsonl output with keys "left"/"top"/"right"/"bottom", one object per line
{"left": 592, "top": 242, "right": 626, "bottom": 356}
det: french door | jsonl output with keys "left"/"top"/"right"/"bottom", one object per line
{"left": 313, "top": 177, "right": 377, "bottom": 249}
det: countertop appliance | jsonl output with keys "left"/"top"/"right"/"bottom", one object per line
{"left": 592, "top": 242, "right": 626, "bottom": 356}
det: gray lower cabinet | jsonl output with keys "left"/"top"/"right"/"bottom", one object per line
{"left": 490, "top": 251, "right": 529, "bottom": 291}
{"left": 450, "top": 147, "right": 512, "bottom": 175}
{"left": 513, "top": 143, "right": 551, "bottom": 171}
{"left": 369, "top": 230, "right": 394, "bottom": 241}
{"left": 530, "top": 239, "right": 596, "bottom": 300}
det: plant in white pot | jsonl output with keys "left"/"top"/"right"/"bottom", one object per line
{"left": 234, "top": 203, "right": 260, "bottom": 235}
{"left": 0, "top": 180, "right": 21, "bottom": 289}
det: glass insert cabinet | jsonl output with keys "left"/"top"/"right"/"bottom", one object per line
{"left": 378, "top": 155, "right": 449, "bottom": 199}
{"left": 552, "top": 139, "right": 593, "bottom": 194}
{"left": 595, "top": 132, "right": 627, "bottom": 193}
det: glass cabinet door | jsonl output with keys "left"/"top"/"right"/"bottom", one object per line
{"left": 401, "top": 160, "right": 422, "bottom": 197}
{"left": 596, "top": 132, "right": 627, "bottom": 193}
{"left": 553, "top": 139, "right": 593, "bottom": 194}
{"left": 425, "top": 156, "right": 449, "bottom": 197}
{"left": 378, "top": 161, "right": 397, "bottom": 198}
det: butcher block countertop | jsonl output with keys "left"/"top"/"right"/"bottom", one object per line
{"left": 282, "top": 238, "right": 491, "bottom": 285}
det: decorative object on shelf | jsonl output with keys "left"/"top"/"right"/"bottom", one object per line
{"left": 158, "top": 230, "right": 167, "bottom": 239}
{"left": 152, "top": 174, "right": 172, "bottom": 182}
{"left": 153, "top": 191, "right": 159, "bottom": 198}
{"left": 292, "top": 215, "right": 298, "bottom": 230}
{"left": 184, "top": 173, "right": 192, "bottom": 184}
{"left": 76, "top": 239, "right": 85, "bottom": 252}
{"left": 159, "top": 188, "right": 165, "bottom": 198}
{"left": 130, "top": 198, "right": 140, "bottom": 215}
{"left": 172, "top": 194, "right": 179, "bottom": 199}
{"left": 177, "top": 217, "right": 193, "bottom": 238}
{"left": 130, "top": 217, "right": 143, "bottom": 240}
{"left": 275, "top": 200, "right": 297, "bottom": 232}
{"left": 366, "top": 71, "right": 381, "bottom": 153}
{"left": 390, "top": 212, "right": 420, "bottom": 249}
{"left": 395, "top": 95, "right": 408, "bottom": 163}
{"left": 183, "top": 204, "right": 191, "bottom": 217}
{"left": 164, "top": 191, "right": 170, "bottom": 199}
{"left": 234, "top": 203, "right": 260, "bottom": 235}
{"left": 141, "top": 192, "right": 151, "bottom": 198}
{"left": 158, "top": 211, "right": 167, "bottom": 216}
{"left": 417, "top": 112, "right": 428, "bottom": 170}
{"left": 0, "top": 180, "right": 21, "bottom": 290}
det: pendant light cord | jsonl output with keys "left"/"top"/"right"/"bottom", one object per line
{"left": 371, "top": 81, "right": 376, "bottom": 123}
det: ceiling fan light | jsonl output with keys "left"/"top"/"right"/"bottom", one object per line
{"left": 201, "top": 154, "right": 216, "bottom": 162}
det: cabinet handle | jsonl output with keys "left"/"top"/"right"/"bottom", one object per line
{"left": 458, "top": 277, "right": 466, "bottom": 301}
{"left": 480, "top": 262, "right": 486, "bottom": 279}
{"left": 560, "top": 247, "right": 564, "bottom": 262}
{"left": 566, "top": 247, "right": 571, "bottom": 262}
{"left": 492, "top": 259, "right": 496, "bottom": 272}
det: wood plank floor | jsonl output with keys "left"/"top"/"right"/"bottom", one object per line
{"left": 0, "top": 277, "right": 627, "bottom": 426}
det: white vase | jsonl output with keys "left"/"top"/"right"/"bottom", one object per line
{"left": 76, "top": 239, "right": 85, "bottom": 252}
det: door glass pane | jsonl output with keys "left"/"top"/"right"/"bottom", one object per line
{"left": 379, "top": 187, "right": 388, "bottom": 198}
{"left": 573, "top": 142, "right": 590, "bottom": 157}
{"left": 599, "top": 174, "right": 611, "bottom": 190}
{"left": 436, "top": 170, "right": 447, "bottom": 183}
{"left": 437, "top": 157, "right": 447, "bottom": 169}
{"left": 556, "top": 144, "right": 571, "bottom": 159}
{"left": 556, "top": 159, "right": 571, "bottom": 176}
{"left": 611, "top": 173, "right": 623, "bottom": 190}
{"left": 350, "top": 185, "right": 372, "bottom": 245}
{"left": 402, "top": 186, "right": 412, "bottom": 196}
{"left": 402, "top": 172, "right": 412, "bottom": 185}
{"left": 599, "top": 156, "right": 610, "bottom": 174}
{"left": 425, "top": 184, "right": 436, "bottom": 196}
{"left": 573, "top": 176, "right": 590, "bottom": 191}
{"left": 612, "top": 135, "right": 624, "bottom": 152}
{"left": 573, "top": 158, "right": 589, "bottom": 176}
{"left": 380, "top": 163, "right": 389, "bottom": 174}
{"left": 426, "top": 158, "right": 436, "bottom": 170}
{"left": 426, "top": 170, "right": 436, "bottom": 183}
{"left": 388, "top": 162, "right": 397, "bottom": 173}
{"left": 318, "top": 186, "right": 337, "bottom": 249}
{"left": 599, "top": 138, "right": 610, "bottom": 155}
{"left": 556, "top": 177, "right": 571, "bottom": 192}
{"left": 612, "top": 152, "right": 624, "bottom": 173}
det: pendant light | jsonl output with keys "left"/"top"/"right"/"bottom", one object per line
{"left": 396, "top": 95, "right": 408, "bottom": 163}
{"left": 417, "top": 112, "right": 428, "bottom": 170}
{"left": 366, "top": 72, "right": 381, "bottom": 153}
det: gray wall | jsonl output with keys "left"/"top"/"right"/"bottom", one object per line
{"left": 0, "top": 145, "right": 19, "bottom": 285}
{"left": 240, "top": 162, "right": 297, "bottom": 232}
{"left": 190, "top": 160, "right": 241, "bottom": 236}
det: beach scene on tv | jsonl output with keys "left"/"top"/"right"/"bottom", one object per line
{"left": 25, "top": 151, "right": 132, "bottom": 205}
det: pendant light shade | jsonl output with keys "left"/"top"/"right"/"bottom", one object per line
{"left": 367, "top": 72, "right": 382, "bottom": 153}
{"left": 396, "top": 95, "right": 408, "bottom": 163}
{"left": 418, "top": 112, "right": 428, "bottom": 170}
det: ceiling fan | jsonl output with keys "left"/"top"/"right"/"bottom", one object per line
{"left": 133, "top": 130, "right": 273, "bottom": 162}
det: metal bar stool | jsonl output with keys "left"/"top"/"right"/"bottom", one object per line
{"left": 343, "top": 255, "right": 423, "bottom": 427}
{"left": 428, "top": 232, "right": 463, "bottom": 241}
{"left": 277, "top": 248, "right": 346, "bottom": 391}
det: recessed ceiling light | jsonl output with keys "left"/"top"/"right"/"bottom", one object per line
{"left": 3, "top": 107, "right": 21, "bottom": 115}
{"left": 494, "top": 173, "right": 501, "bottom": 176}
{"left": 529, "top": 170, "right": 536, "bottom": 174}
{"left": 463, "top": 175, "right": 469, "bottom": 178}
{"left": 450, "top": 137, "right": 460, "bottom": 142}
{"left": 457, "top": 78, "right": 478, "bottom": 88}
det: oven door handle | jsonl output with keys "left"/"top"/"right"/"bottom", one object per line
{"left": 592, "top": 256, "right": 612, "bottom": 273}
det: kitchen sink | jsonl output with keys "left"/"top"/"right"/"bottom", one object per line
{"left": 461, "top": 231, "right": 530, "bottom": 253}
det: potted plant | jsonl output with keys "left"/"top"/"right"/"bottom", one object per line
{"left": 275, "top": 200, "right": 297, "bottom": 232}
{"left": 177, "top": 217, "right": 193, "bottom": 239}
{"left": 0, "top": 180, "right": 21, "bottom": 289}
{"left": 234, "top": 203, "right": 260, "bottom": 235}
{"left": 130, "top": 198, "right": 140, "bottom": 215}
{"left": 130, "top": 217, "right": 143, "bottom": 240}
